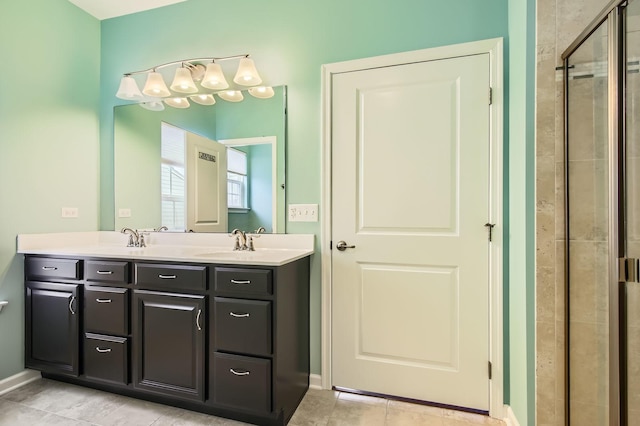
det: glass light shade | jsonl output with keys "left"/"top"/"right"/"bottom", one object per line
{"left": 142, "top": 72, "right": 171, "bottom": 97}
{"left": 170, "top": 67, "right": 198, "bottom": 93}
{"left": 116, "top": 76, "right": 143, "bottom": 100}
{"left": 164, "top": 97, "right": 190, "bottom": 109}
{"left": 190, "top": 94, "right": 216, "bottom": 106}
{"left": 201, "top": 63, "right": 229, "bottom": 90}
{"left": 248, "top": 86, "right": 275, "bottom": 99}
{"left": 218, "top": 90, "right": 244, "bottom": 102}
{"left": 233, "top": 57, "right": 262, "bottom": 86}
{"left": 139, "top": 100, "right": 165, "bottom": 111}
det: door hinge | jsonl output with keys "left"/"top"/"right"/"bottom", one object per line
{"left": 484, "top": 223, "right": 495, "bottom": 242}
{"left": 488, "top": 361, "right": 492, "bottom": 380}
{"left": 619, "top": 257, "right": 640, "bottom": 282}
{"left": 489, "top": 87, "right": 493, "bottom": 105}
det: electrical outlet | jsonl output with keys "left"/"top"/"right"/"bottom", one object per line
{"left": 118, "top": 208, "right": 132, "bottom": 218}
{"left": 61, "top": 207, "right": 79, "bottom": 218}
{"left": 288, "top": 204, "right": 318, "bottom": 222}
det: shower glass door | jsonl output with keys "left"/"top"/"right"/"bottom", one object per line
{"left": 625, "top": 0, "right": 640, "bottom": 423}
{"left": 566, "top": 17, "right": 610, "bottom": 426}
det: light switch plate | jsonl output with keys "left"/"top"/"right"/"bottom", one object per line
{"left": 288, "top": 204, "right": 318, "bottom": 222}
{"left": 118, "top": 208, "right": 132, "bottom": 218}
{"left": 61, "top": 207, "right": 79, "bottom": 218}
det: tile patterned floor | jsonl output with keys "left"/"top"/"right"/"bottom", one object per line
{"left": 0, "top": 378, "right": 505, "bottom": 426}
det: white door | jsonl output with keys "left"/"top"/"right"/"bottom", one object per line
{"left": 331, "top": 53, "right": 491, "bottom": 410}
{"left": 186, "top": 132, "right": 228, "bottom": 233}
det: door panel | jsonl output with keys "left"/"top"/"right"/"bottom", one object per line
{"left": 186, "top": 132, "right": 227, "bottom": 233}
{"left": 331, "top": 53, "right": 491, "bottom": 410}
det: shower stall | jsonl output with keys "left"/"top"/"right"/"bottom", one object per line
{"left": 563, "top": 0, "right": 640, "bottom": 424}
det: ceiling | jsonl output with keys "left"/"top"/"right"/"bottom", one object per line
{"left": 67, "top": 0, "right": 187, "bottom": 20}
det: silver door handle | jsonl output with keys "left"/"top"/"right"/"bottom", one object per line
{"left": 69, "top": 296, "right": 76, "bottom": 315}
{"left": 230, "top": 312, "right": 250, "bottom": 318}
{"left": 230, "top": 279, "right": 251, "bottom": 285}
{"left": 230, "top": 369, "right": 250, "bottom": 376}
{"left": 96, "top": 298, "right": 112, "bottom": 303}
{"left": 96, "top": 270, "right": 113, "bottom": 275}
{"left": 196, "top": 309, "right": 202, "bottom": 331}
{"left": 42, "top": 266, "right": 58, "bottom": 270}
{"left": 158, "top": 274, "right": 177, "bottom": 279}
{"left": 96, "top": 347, "right": 112, "bottom": 353}
{"left": 336, "top": 241, "right": 356, "bottom": 251}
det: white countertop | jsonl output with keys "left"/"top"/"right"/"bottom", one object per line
{"left": 17, "top": 232, "right": 314, "bottom": 266}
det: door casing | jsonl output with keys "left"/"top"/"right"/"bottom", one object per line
{"left": 320, "top": 37, "right": 505, "bottom": 418}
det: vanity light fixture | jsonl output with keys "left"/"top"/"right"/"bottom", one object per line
{"left": 116, "top": 54, "right": 275, "bottom": 109}
{"left": 218, "top": 90, "right": 244, "bottom": 102}
{"left": 170, "top": 65, "right": 198, "bottom": 93}
{"left": 165, "top": 97, "right": 190, "bottom": 109}
{"left": 248, "top": 86, "right": 275, "bottom": 99}
{"left": 190, "top": 94, "right": 216, "bottom": 106}
{"left": 140, "top": 100, "right": 165, "bottom": 111}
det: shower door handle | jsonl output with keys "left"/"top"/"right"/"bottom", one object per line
{"left": 619, "top": 258, "right": 639, "bottom": 283}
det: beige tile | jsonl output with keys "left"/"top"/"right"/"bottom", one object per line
{"left": 537, "top": 266, "right": 555, "bottom": 323}
{"left": 289, "top": 389, "right": 339, "bottom": 426}
{"left": 387, "top": 400, "right": 444, "bottom": 417}
{"left": 442, "top": 409, "right": 504, "bottom": 425}
{"left": 385, "top": 407, "right": 444, "bottom": 426}
{"left": 536, "top": 321, "right": 556, "bottom": 378}
{"left": 0, "top": 399, "right": 92, "bottom": 426}
{"left": 536, "top": 0, "right": 556, "bottom": 47}
{"left": 536, "top": 372, "right": 556, "bottom": 426}
{"left": 569, "top": 321, "right": 609, "bottom": 406}
{"left": 629, "top": 409, "right": 640, "bottom": 426}
{"left": 568, "top": 399, "right": 609, "bottom": 426}
{"left": 567, "top": 241, "right": 609, "bottom": 324}
{"left": 87, "top": 396, "right": 173, "bottom": 426}
{"left": 326, "top": 399, "right": 386, "bottom": 426}
{"left": 555, "top": 320, "right": 566, "bottom": 402}
{"left": 151, "top": 406, "right": 248, "bottom": 425}
{"left": 554, "top": 240, "right": 565, "bottom": 320}
{"left": 554, "top": 161, "right": 565, "bottom": 241}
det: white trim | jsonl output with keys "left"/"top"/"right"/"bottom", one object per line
{"left": 219, "top": 136, "right": 278, "bottom": 232}
{"left": 503, "top": 405, "right": 521, "bottom": 426}
{"left": 0, "top": 369, "right": 41, "bottom": 396}
{"left": 320, "top": 38, "right": 504, "bottom": 417}
{"left": 309, "top": 374, "right": 322, "bottom": 390}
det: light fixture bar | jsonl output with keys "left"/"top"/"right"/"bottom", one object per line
{"left": 123, "top": 54, "right": 250, "bottom": 77}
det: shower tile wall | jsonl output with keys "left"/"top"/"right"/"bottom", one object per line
{"left": 535, "top": 0, "right": 611, "bottom": 425}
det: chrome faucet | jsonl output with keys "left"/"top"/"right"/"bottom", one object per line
{"left": 154, "top": 226, "right": 168, "bottom": 232}
{"left": 230, "top": 228, "right": 248, "bottom": 251}
{"left": 121, "top": 228, "right": 139, "bottom": 247}
{"left": 254, "top": 226, "right": 266, "bottom": 234}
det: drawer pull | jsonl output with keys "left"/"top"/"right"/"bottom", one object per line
{"left": 230, "top": 368, "right": 250, "bottom": 376}
{"left": 230, "top": 312, "right": 250, "bottom": 318}
{"left": 196, "top": 309, "right": 202, "bottom": 331}
{"left": 69, "top": 296, "right": 76, "bottom": 315}
{"left": 158, "top": 274, "right": 177, "bottom": 279}
{"left": 42, "top": 266, "right": 58, "bottom": 271}
{"left": 95, "top": 347, "right": 112, "bottom": 353}
{"left": 95, "top": 298, "right": 112, "bottom": 303}
{"left": 230, "top": 279, "right": 251, "bottom": 285}
{"left": 96, "top": 270, "right": 113, "bottom": 275}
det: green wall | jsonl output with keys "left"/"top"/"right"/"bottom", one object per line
{"left": 99, "top": 0, "right": 509, "bottom": 380}
{"left": 0, "top": 3, "right": 538, "bottom": 423}
{"left": 507, "top": 0, "right": 537, "bottom": 424}
{"left": 0, "top": 1, "right": 100, "bottom": 379}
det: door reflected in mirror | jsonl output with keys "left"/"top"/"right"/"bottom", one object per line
{"left": 114, "top": 86, "right": 286, "bottom": 233}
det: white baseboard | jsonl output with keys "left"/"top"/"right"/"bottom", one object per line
{"left": 309, "top": 373, "right": 322, "bottom": 390}
{"left": 503, "top": 405, "right": 521, "bottom": 426}
{"left": 0, "top": 369, "right": 41, "bottom": 396}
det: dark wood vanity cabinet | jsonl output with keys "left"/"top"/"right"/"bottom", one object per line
{"left": 24, "top": 254, "right": 310, "bottom": 426}
{"left": 24, "top": 256, "right": 82, "bottom": 376}
{"left": 132, "top": 289, "right": 206, "bottom": 402}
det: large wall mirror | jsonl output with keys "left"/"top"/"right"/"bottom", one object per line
{"left": 114, "top": 85, "right": 286, "bottom": 233}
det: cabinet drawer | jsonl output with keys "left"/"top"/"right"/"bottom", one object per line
{"left": 212, "top": 352, "right": 271, "bottom": 413}
{"left": 84, "top": 286, "right": 128, "bottom": 335}
{"left": 135, "top": 263, "right": 206, "bottom": 291}
{"left": 84, "top": 333, "right": 128, "bottom": 385}
{"left": 214, "top": 267, "right": 272, "bottom": 296}
{"left": 214, "top": 298, "right": 272, "bottom": 356}
{"left": 85, "top": 260, "right": 129, "bottom": 284}
{"left": 25, "top": 257, "right": 80, "bottom": 281}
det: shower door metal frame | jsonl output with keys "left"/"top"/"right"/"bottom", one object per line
{"left": 562, "top": 1, "right": 630, "bottom": 425}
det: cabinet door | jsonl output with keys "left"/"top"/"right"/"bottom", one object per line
{"left": 25, "top": 281, "right": 80, "bottom": 376}
{"left": 132, "top": 290, "right": 205, "bottom": 402}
